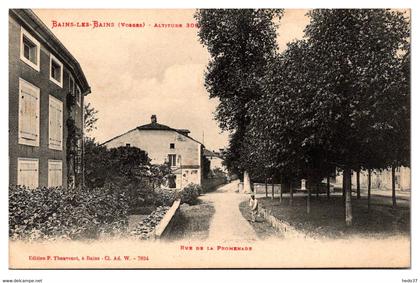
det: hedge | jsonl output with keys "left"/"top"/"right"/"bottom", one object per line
{"left": 9, "top": 185, "right": 128, "bottom": 241}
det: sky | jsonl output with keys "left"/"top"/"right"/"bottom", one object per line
{"left": 33, "top": 9, "right": 310, "bottom": 151}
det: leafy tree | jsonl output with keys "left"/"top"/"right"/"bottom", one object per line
{"left": 302, "top": 9, "right": 410, "bottom": 223}
{"left": 83, "top": 140, "right": 173, "bottom": 209}
{"left": 84, "top": 102, "right": 98, "bottom": 135}
{"left": 243, "top": 9, "right": 410, "bottom": 222}
{"left": 195, "top": 9, "right": 284, "bottom": 178}
{"left": 202, "top": 154, "right": 211, "bottom": 179}
{"left": 244, "top": 40, "right": 327, "bottom": 207}
{"left": 84, "top": 137, "right": 111, "bottom": 188}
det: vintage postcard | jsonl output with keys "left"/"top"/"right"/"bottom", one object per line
{"left": 8, "top": 8, "right": 410, "bottom": 269}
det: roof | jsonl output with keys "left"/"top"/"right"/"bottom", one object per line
{"left": 203, "top": 148, "right": 219, "bottom": 158}
{"left": 10, "top": 9, "right": 91, "bottom": 95}
{"left": 203, "top": 148, "right": 224, "bottom": 159}
{"left": 102, "top": 122, "right": 204, "bottom": 147}
{"left": 137, "top": 122, "right": 173, "bottom": 131}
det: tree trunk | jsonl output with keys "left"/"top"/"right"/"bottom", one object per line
{"left": 367, "top": 169, "right": 371, "bottom": 212}
{"left": 342, "top": 173, "right": 346, "bottom": 202}
{"left": 327, "top": 176, "right": 330, "bottom": 199}
{"left": 392, "top": 165, "right": 397, "bottom": 207}
{"left": 265, "top": 178, "right": 268, "bottom": 198}
{"left": 289, "top": 182, "right": 293, "bottom": 206}
{"left": 344, "top": 168, "right": 353, "bottom": 226}
{"left": 243, "top": 171, "right": 251, "bottom": 193}
{"left": 316, "top": 182, "right": 319, "bottom": 199}
{"left": 307, "top": 182, "right": 311, "bottom": 214}
{"left": 356, "top": 170, "right": 361, "bottom": 199}
{"left": 271, "top": 179, "right": 275, "bottom": 199}
{"left": 279, "top": 182, "right": 282, "bottom": 203}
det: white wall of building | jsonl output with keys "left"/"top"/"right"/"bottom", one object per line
{"left": 104, "top": 129, "right": 202, "bottom": 188}
{"left": 334, "top": 166, "right": 411, "bottom": 191}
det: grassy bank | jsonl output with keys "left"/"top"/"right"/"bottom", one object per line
{"left": 258, "top": 195, "right": 410, "bottom": 239}
{"left": 166, "top": 200, "right": 215, "bottom": 241}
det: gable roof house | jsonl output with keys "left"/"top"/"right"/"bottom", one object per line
{"left": 102, "top": 115, "right": 204, "bottom": 189}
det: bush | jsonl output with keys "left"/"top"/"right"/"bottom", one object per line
{"left": 180, "top": 183, "right": 202, "bottom": 205}
{"left": 153, "top": 187, "right": 178, "bottom": 206}
{"left": 9, "top": 185, "right": 129, "bottom": 241}
{"left": 84, "top": 139, "right": 172, "bottom": 211}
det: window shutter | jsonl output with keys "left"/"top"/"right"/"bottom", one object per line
{"left": 48, "top": 160, "right": 63, "bottom": 187}
{"left": 18, "top": 79, "right": 39, "bottom": 146}
{"left": 17, "top": 158, "right": 39, "bottom": 188}
{"left": 49, "top": 96, "right": 63, "bottom": 150}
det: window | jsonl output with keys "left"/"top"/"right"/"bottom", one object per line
{"left": 49, "top": 95, "right": 63, "bottom": 150}
{"left": 17, "top": 158, "right": 39, "bottom": 188}
{"left": 20, "top": 27, "right": 40, "bottom": 71}
{"left": 168, "top": 154, "right": 177, "bottom": 167}
{"left": 18, "top": 78, "right": 40, "bottom": 146}
{"left": 76, "top": 85, "right": 81, "bottom": 106}
{"left": 48, "top": 160, "right": 63, "bottom": 187}
{"left": 49, "top": 54, "right": 63, "bottom": 87}
{"left": 170, "top": 143, "right": 175, "bottom": 149}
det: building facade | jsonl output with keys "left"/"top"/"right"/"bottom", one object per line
{"left": 203, "top": 148, "right": 227, "bottom": 174}
{"left": 103, "top": 115, "right": 204, "bottom": 189}
{"left": 9, "top": 9, "right": 91, "bottom": 189}
{"left": 334, "top": 166, "right": 411, "bottom": 191}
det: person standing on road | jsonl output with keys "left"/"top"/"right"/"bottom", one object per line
{"left": 249, "top": 194, "right": 259, "bottom": 222}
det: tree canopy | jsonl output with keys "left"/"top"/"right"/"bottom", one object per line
{"left": 201, "top": 9, "right": 410, "bottom": 182}
{"left": 195, "top": 9, "right": 284, "bottom": 177}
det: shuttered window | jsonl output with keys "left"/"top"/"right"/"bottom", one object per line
{"left": 18, "top": 78, "right": 40, "bottom": 147}
{"left": 17, "top": 158, "right": 39, "bottom": 188}
{"left": 48, "top": 160, "right": 63, "bottom": 187}
{"left": 49, "top": 95, "right": 63, "bottom": 150}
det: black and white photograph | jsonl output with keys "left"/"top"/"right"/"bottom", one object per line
{"left": 1, "top": 2, "right": 417, "bottom": 281}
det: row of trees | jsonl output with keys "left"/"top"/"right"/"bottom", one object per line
{"left": 195, "top": 9, "right": 410, "bottom": 225}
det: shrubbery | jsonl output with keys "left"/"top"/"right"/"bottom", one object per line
{"left": 179, "top": 183, "right": 202, "bottom": 205}
{"left": 84, "top": 139, "right": 171, "bottom": 211}
{"left": 153, "top": 184, "right": 203, "bottom": 206}
{"left": 154, "top": 187, "right": 178, "bottom": 207}
{"left": 9, "top": 185, "right": 128, "bottom": 241}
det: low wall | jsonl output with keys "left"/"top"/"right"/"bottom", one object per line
{"left": 154, "top": 199, "right": 181, "bottom": 240}
{"left": 202, "top": 177, "right": 227, "bottom": 192}
{"left": 238, "top": 182, "right": 282, "bottom": 194}
{"left": 257, "top": 203, "right": 309, "bottom": 239}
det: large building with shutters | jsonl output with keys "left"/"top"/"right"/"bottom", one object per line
{"left": 9, "top": 9, "right": 91, "bottom": 189}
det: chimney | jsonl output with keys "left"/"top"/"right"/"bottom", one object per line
{"left": 151, "top": 114, "right": 157, "bottom": 124}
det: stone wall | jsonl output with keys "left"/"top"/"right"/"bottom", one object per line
{"left": 154, "top": 199, "right": 181, "bottom": 240}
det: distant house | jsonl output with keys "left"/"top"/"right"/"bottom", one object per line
{"left": 334, "top": 166, "right": 411, "bottom": 191}
{"left": 203, "top": 148, "right": 227, "bottom": 173}
{"left": 102, "top": 115, "right": 204, "bottom": 189}
{"left": 9, "top": 9, "right": 91, "bottom": 189}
